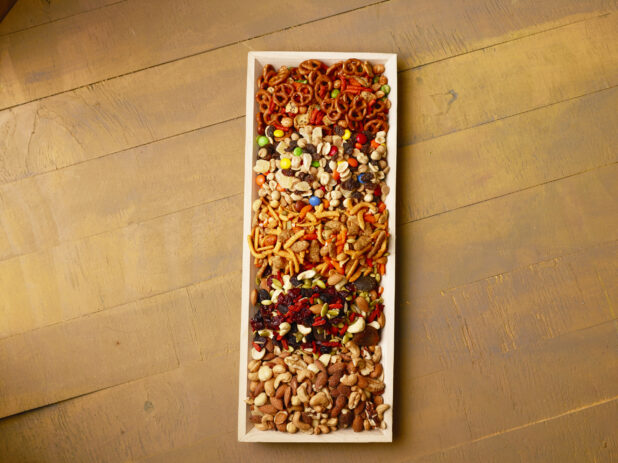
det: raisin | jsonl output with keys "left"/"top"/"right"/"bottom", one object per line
{"left": 334, "top": 125, "right": 344, "bottom": 136}
{"left": 305, "top": 143, "right": 317, "bottom": 154}
{"left": 360, "top": 172, "right": 374, "bottom": 183}
{"left": 282, "top": 168, "right": 294, "bottom": 176}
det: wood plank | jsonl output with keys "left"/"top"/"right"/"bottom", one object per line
{"left": 0, "top": 194, "right": 243, "bottom": 339}
{"left": 0, "top": 0, "right": 377, "bottom": 108}
{"left": 0, "top": 288, "right": 200, "bottom": 418}
{"left": 400, "top": 12, "right": 618, "bottom": 146}
{"left": 0, "top": 57, "right": 616, "bottom": 265}
{"left": 413, "top": 398, "right": 618, "bottom": 463}
{"left": 399, "top": 164, "right": 618, "bottom": 302}
{"left": 0, "top": 118, "right": 245, "bottom": 261}
{"left": 0, "top": 160, "right": 614, "bottom": 340}
{"left": 1, "top": 2, "right": 614, "bottom": 184}
{"left": 0, "top": 0, "right": 118, "bottom": 36}
{"left": 405, "top": 240, "right": 618, "bottom": 378}
{"left": 399, "top": 85, "right": 618, "bottom": 223}
{"left": 0, "top": 305, "right": 614, "bottom": 462}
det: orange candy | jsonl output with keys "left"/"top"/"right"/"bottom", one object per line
{"left": 255, "top": 174, "right": 266, "bottom": 186}
{"left": 348, "top": 157, "right": 358, "bottom": 167}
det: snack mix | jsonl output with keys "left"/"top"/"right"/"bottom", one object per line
{"left": 246, "top": 58, "right": 392, "bottom": 434}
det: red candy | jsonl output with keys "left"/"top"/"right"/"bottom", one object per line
{"left": 356, "top": 133, "right": 368, "bottom": 144}
{"left": 329, "top": 145, "right": 338, "bottom": 156}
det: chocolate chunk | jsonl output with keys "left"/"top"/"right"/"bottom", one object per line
{"left": 353, "top": 275, "right": 378, "bottom": 291}
{"left": 352, "top": 326, "right": 380, "bottom": 346}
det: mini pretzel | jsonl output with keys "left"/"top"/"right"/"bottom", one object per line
{"left": 256, "top": 89, "right": 271, "bottom": 112}
{"left": 364, "top": 118, "right": 389, "bottom": 135}
{"left": 368, "top": 99, "right": 388, "bottom": 119}
{"left": 343, "top": 58, "right": 364, "bottom": 76}
{"left": 291, "top": 84, "right": 313, "bottom": 106}
{"left": 299, "top": 59, "right": 323, "bottom": 75}
{"left": 314, "top": 74, "right": 333, "bottom": 102}
{"left": 262, "top": 64, "right": 275, "bottom": 79}
{"left": 335, "top": 92, "right": 353, "bottom": 113}
{"left": 263, "top": 111, "right": 284, "bottom": 126}
{"left": 347, "top": 96, "right": 367, "bottom": 121}
{"left": 268, "top": 66, "right": 290, "bottom": 86}
{"left": 289, "top": 66, "right": 303, "bottom": 81}
{"left": 307, "top": 70, "right": 322, "bottom": 86}
{"left": 345, "top": 114, "right": 363, "bottom": 132}
{"left": 326, "top": 62, "right": 343, "bottom": 79}
{"left": 272, "top": 83, "right": 294, "bottom": 106}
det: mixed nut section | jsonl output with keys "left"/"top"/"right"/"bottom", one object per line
{"left": 246, "top": 59, "right": 392, "bottom": 434}
{"left": 246, "top": 344, "right": 390, "bottom": 433}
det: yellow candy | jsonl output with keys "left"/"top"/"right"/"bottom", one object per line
{"left": 342, "top": 129, "right": 351, "bottom": 140}
{"left": 273, "top": 129, "right": 284, "bottom": 138}
{"left": 280, "top": 158, "right": 291, "bottom": 169}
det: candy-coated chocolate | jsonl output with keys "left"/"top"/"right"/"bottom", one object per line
{"left": 309, "top": 196, "right": 321, "bottom": 206}
{"left": 293, "top": 147, "right": 303, "bottom": 157}
{"left": 280, "top": 158, "right": 291, "bottom": 169}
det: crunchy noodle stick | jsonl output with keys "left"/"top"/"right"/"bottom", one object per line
{"left": 283, "top": 230, "right": 305, "bottom": 250}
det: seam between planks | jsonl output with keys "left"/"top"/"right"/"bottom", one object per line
{"left": 0, "top": 0, "right": 391, "bottom": 112}
{"left": 0, "top": 90, "right": 615, "bottom": 266}
{"left": 1, "top": 247, "right": 615, "bottom": 418}
{"left": 0, "top": 8, "right": 609, "bottom": 114}
{"left": 401, "top": 395, "right": 618, "bottom": 463}
{"left": 0, "top": 0, "right": 128, "bottom": 38}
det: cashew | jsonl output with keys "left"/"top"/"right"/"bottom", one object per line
{"left": 272, "top": 364, "right": 287, "bottom": 375}
{"left": 297, "top": 368, "right": 314, "bottom": 383}
{"left": 372, "top": 346, "right": 382, "bottom": 363}
{"left": 291, "top": 395, "right": 301, "bottom": 406}
{"left": 292, "top": 411, "right": 312, "bottom": 431}
{"left": 307, "top": 363, "right": 320, "bottom": 375}
{"left": 327, "top": 417, "right": 338, "bottom": 427}
{"left": 254, "top": 392, "right": 267, "bottom": 407}
{"left": 376, "top": 404, "right": 391, "bottom": 420}
{"left": 254, "top": 423, "right": 269, "bottom": 431}
{"left": 274, "top": 371, "right": 292, "bottom": 389}
{"left": 251, "top": 347, "right": 265, "bottom": 360}
{"left": 340, "top": 373, "right": 358, "bottom": 386}
{"left": 261, "top": 414, "right": 274, "bottom": 424}
{"left": 258, "top": 365, "right": 273, "bottom": 382}
{"left": 264, "top": 378, "right": 275, "bottom": 397}
{"left": 247, "top": 371, "right": 259, "bottom": 382}
{"left": 347, "top": 317, "right": 365, "bottom": 334}
{"left": 318, "top": 354, "right": 332, "bottom": 366}
{"left": 297, "top": 383, "right": 310, "bottom": 403}
{"left": 309, "top": 392, "right": 328, "bottom": 409}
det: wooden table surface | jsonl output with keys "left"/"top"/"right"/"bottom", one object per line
{"left": 0, "top": 1, "right": 616, "bottom": 461}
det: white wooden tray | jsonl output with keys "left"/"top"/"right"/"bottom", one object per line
{"left": 238, "top": 51, "right": 397, "bottom": 443}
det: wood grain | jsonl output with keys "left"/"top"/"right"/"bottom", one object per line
{"left": 0, "top": 253, "right": 614, "bottom": 461}
{"left": 1, "top": 29, "right": 616, "bottom": 263}
{"left": 0, "top": 0, "right": 118, "bottom": 36}
{"left": 0, "top": 0, "right": 616, "bottom": 458}
{"left": 1, "top": 1, "right": 614, "bottom": 184}
{"left": 0, "top": 288, "right": 200, "bottom": 418}
{"left": 0, "top": 0, "right": 378, "bottom": 108}
{"left": 413, "top": 398, "right": 617, "bottom": 463}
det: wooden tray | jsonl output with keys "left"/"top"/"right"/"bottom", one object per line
{"left": 238, "top": 51, "right": 397, "bottom": 443}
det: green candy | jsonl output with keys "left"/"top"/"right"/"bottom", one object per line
{"left": 293, "top": 147, "right": 303, "bottom": 157}
{"left": 257, "top": 135, "right": 269, "bottom": 147}
{"left": 381, "top": 84, "right": 391, "bottom": 94}
{"left": 311, "top": 160, "right": 320, "bottom": 167}
{"left": 330, "top": 89, "right": 340, "bottom": 98}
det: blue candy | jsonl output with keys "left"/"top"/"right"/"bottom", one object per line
{"left": 358, "top": 174, "right": 365, "bottom": 184}
{"left": 309, "top": 196, "right": 321, "bottom": 206}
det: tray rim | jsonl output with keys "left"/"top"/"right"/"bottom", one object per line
{"left": 238, "top": 51, "right": 398, "bottom": 443}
